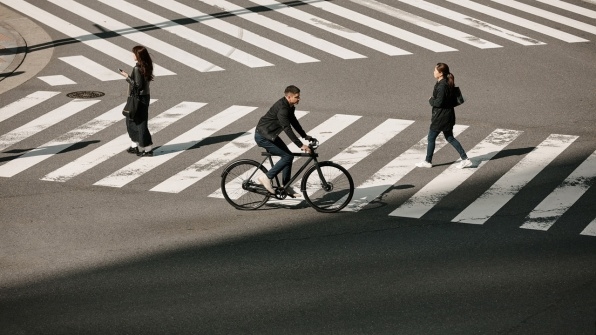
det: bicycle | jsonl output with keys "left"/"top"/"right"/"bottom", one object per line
{"left": 220, "top": 139, "right": 354, "bottom": 213}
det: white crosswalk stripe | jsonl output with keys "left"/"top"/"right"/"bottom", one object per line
{"left": 0, "top": 93, "right": 593, "bottom": 236}
{"left": 151, "top": 111, "right": 309, "bottom": 194}
{"left": 48, "top": 0, "right": 224, "bottom": 73}
{"left": 452, "top": 134, "right": 579, "bottom": 225}
{"left": 0, "top": 102, "right": 128, "bottom": 177}
{"left": 94, "top": 105, "right": 257, "bottom": 188}
{"left": 41, "top": 101, "right": 202, "bottom": 182}
{"left": 59, "top": 56, "right": 122, "bottom": 81}
{"left": 2, "top": 0, "right": 594, "bottom": 79}
{"left": 0, "top": 0, "right": 175, "bottom": 76}
{"left": 0, "top": 99, "right": 100, "bottom": 152}
{"left": 343, "top": 125, "right": 469, "bottom": 212}
{"left": 198, "top": 0, "right": 366, "bottom": 59}
{"left": 210, "top": 113, "right": 362, "bottom": 200}
{"left": 396, "top": 0, "right": 546, "bottom": 45}
{"left": 389, "top": 129, "right": 523, "bottom": 219}
{"left": 0, "top": 91, "right": 60, "bottom": 124}
{"left": 303, "top": 0, "right": 456, "bottom": 52}
{"left": 539, "top": 0, "right": 596, "bottom": 18}
{"left": 580, "top": 218, "right": 596, "bottom": 236}
{"left": 350, "top": 0, "right": 502, "bottom": 49}
{"left": 98, "top": 0, "right": 273, "bottom": 68}
{"left": 149, "top": 0, "right": 319, "bottom": 64}
{"left": 492, "top": 0, "right": 596, "bottom": 35}
{"left": 247, "top": 0, "right": 411, "bottom": 56}
{"left": 271, "top": 118, "right": 416, "bottom": 207}
{"left": 520, "top": 149, "right": 596, "bottom": 231}
{"left": 447, "top": 0, "right": 589, "bottom": 43}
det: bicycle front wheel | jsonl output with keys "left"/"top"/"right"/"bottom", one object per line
{"left": 221, "top": 159, "right": 270, "bottom": 210}
{"left": 301, "top": 161, "right": 354, "bottom": 213}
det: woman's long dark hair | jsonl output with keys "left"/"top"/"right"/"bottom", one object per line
{"left": 436, "top": 62, "right": 454, "bottom": 88}
{"left": 133, "top": 45, "right": 154, "bottom": 82}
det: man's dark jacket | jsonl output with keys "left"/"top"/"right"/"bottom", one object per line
{"left": 256, "top": 97, "right": 306, "bottom": 147}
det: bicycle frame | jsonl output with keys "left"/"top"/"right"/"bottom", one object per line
{"left": 257, "top": 150, "right": 321, "bottom": 197}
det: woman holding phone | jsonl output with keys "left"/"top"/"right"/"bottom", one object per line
{"left": 119, "top": 45, "right": 154, "bottom": 157}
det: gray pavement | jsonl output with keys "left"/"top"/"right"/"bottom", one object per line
{"left": 0, "top": 3, "right": 53, "bottom": 95}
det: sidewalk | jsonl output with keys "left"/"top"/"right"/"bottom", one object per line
{"left": 0, "top": 3, "right": 53, "bottom": 95}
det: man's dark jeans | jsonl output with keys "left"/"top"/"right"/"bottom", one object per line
{"left": 255, "top": 132, "right": 294, "bottom": 185}
{"left": 426, "top": 129, "right": 468, "bottom": 163}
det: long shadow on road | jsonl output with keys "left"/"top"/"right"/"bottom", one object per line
{"left": 1, "top": 213, "right": 595, "bottom": 334}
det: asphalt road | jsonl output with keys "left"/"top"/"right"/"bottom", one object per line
{"left": 0, "top": 0, "right": 595, "bottom": 333}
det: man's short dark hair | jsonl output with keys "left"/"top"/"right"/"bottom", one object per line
{"left": 284, "top": 85, "right": 300, "bottom": 95}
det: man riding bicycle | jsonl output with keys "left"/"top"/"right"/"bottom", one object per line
{"left": 254, "top": 85, "right": 313, "bottom": 197}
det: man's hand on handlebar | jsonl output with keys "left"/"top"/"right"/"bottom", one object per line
{"left": 300, "top": 144, "right": 311, "bottom": 154}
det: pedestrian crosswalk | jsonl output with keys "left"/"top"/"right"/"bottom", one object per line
{"left": 1, "top": 0, "right": 595, "bottom": 80}
{"left": 0, "top": 91, "right": 594, "bottom": 237}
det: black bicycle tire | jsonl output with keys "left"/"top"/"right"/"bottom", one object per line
{"left": 221, "top": 159, "right": 270, "bottom": 210}
{"left": 301, "top": 161, "right": 354, "bottom": 213}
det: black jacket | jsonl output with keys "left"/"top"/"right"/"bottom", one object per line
{"left": 429, "top": 78, "right": 456, "bottom": 132}
{"left": 126, "top": 64, "right": 150, "bottom": 96}
{"left": 256, "top": 97, "right": 307, "bottom": 147}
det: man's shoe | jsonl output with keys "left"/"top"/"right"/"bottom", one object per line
{"left": 456, "top": 159, "right": 473, "bottom": 169}
{"left": 137, "top": 150, "right": 153, "bottom": 157}
{"left": 415, "top": 161, "right": 432, "bottom": 168}
{"left": 258, "top": 175, "right": 275, "bottom": 194}
{"left": 126, "top": 147, "right": 139, "bottom": 154}
{"left": 286, "top": 186, "right": 301, "bottom": 198}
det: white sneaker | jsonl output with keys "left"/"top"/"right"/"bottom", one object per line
{"left": 415, "top": 161, "right": 432, "bottom": 168}
{"left": 456, "top": 159, "right": 473, "bottom": 169}
{"left": 258, "top": 175, "right": 275, "bottom": 194}
{"left": 286, "top": 186, "right": 301, "bottom": 198}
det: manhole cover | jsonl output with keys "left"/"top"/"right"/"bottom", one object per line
{"left": 66, "top": 91, "right": 105, "bottom": 99}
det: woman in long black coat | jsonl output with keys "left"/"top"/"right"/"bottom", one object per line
{"left": 119, "top": 45, "right": 154, "bottom": 157}
{"left": 416, "top": 63, "right": 472, "bottom": 169}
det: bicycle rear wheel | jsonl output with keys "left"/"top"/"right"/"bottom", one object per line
{"left": 301, "top": 161, "right": 354, "bottom": 213}
{"left": 221, "top": 160, "right": 270, "bottom": 210}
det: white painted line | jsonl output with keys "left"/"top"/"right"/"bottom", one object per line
{"left": 303, "top": 0, "right": 456, "bottom": 52}
{"left": 99, "top": 0, "right": 272, "bottom": 68}
{"left": 293, "top": 118, "right": 415, "bottom": 208}
{"left": 59, "top": 56, "right": 122, "bottom": 81}
{"left": 492, "top": 0, "right": 596, "bottom": 35}
{"left": 0, "top": 99, "right": 99, "bottom": 153}
{"left": 446, "top": 0, "right": 588, "bottom": 43}
{"left": 0, "top": 103, "right": 130, "bottom": 177}
{"left": 94, "top": 105, "right": 257, "bottom": 188}
{"left": 351, "top": 0, "right": 501, "bottom": 49}
{"left": 397, "top": 0, "right": 545, "bottom": 45}
{"left": 199, "top": 0, "right": 366, "bottom": 59}
{"left": 41, "top": 101, "right": 203, "bottom": 182}
{"left": 48, "top": 0, "right": 223, "bottom": 72}
{"left": 211, "top": 113, "right": 362, "bottom": 200}
{"left": 38, "top": 76, "right": 76, "bottom": 86}
{"left": 247, "top": 0, "right": 411, "bottom": 56}
{"left": 580, "top": 218, "right": 596, "bottom": 236}
{"left": 538, "top": 0, "right": 596, "bottom": 19}
{"left": 452, "top": 134, "right": 579, "bottom": 225}
{"left": 0, "top": 91, "right": 60, "bottom": 124}
{"left": 389, "top": 129, "right": 523, "bottom": 218}
{"left": 342, "top": 125, "right": 468, "bottom": 212}
{"left": 520, "top": 149, "right": 596, "bottom": 231}
{"left": 149, "top": 0, "right": 318, "bottom": 64}
{"left": 151, "top": 111, "right": 309, "bottom": 193}
{"left": 0, "top": 0, "right": 174, "bottom": 76}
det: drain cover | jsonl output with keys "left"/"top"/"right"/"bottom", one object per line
{"left": 66, "top": 91, "right": 105, "bottom": 99}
